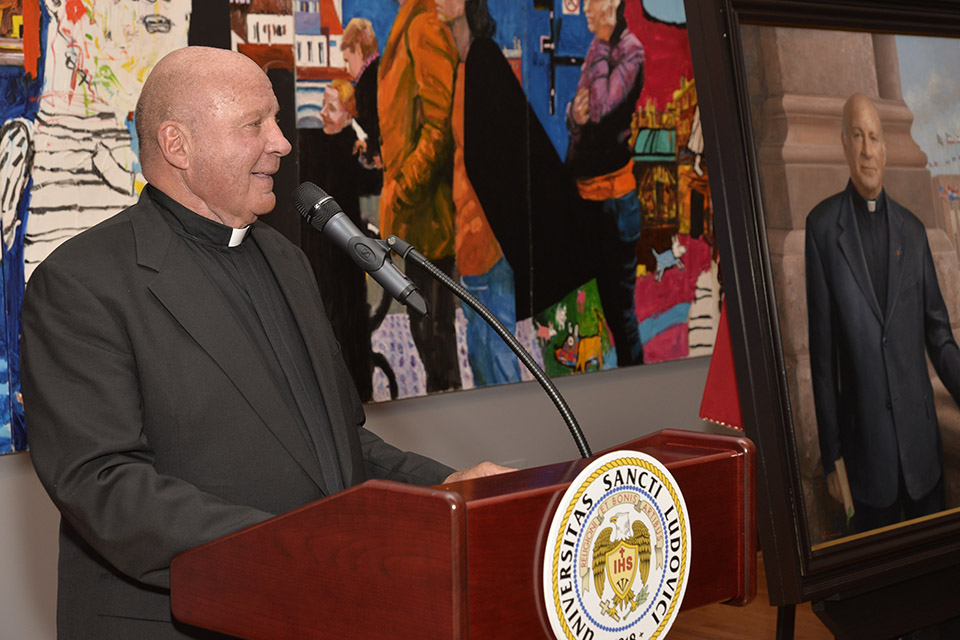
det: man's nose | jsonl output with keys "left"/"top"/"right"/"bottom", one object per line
{"left": 268, "top": 119, "right": 292, "bottom": 157}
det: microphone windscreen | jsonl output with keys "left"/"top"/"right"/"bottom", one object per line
{"left": 292, "top": 182, "right": 339, "bottom": 230}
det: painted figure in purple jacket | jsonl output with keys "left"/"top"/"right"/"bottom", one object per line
{"left": 566, "top": 0, "right": 645, "bottom": 366}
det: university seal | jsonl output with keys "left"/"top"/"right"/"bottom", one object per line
{"left": 542, "top": 451, "right": 691, "bottom": 639}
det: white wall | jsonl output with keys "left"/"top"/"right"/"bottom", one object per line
{"left": 0, "top": 356, "right": 718, "bottom": 639}
{"left": 0, "top": 451, "right": 60, "bottom": 640}
{"left": 365, "top": 355, "right": 717, "bottom": 469}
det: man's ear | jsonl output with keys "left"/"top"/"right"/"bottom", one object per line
{"left": 157, "top": 121, "right": 190, "bottom": 170}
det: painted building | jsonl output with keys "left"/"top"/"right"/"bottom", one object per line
{"left": 247, "top": 13, "right": 294, "bottom": 46}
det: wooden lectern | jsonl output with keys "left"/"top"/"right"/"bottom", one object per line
{"left": 171, "top": 429, "right": 755, "bottom": 638}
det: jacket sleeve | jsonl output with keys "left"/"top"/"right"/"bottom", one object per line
{"left": 21, "top": 258, "right": 273, "bottom": 590}
{"left": 388, "top": 12, "right": 457, "bottom": 219}
{"left": 359, "top": 427, "right": 454, "bottom": 486}
{"left": 806, "top": 221, "right": 842, "bottom": 475}
{"left": 921, "top": 231, "right": 960, "bottom": 405}
{"left": 585, "top": 41, "right": 644, "bottom": 124}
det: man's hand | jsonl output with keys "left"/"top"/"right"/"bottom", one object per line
{"left": 443, "top": 461, "right": 515, "bottom": 483}
{"left": 572, "top": 88, "right": 590, "bottom": 126}
{"left": 826, "top": 466, "right": 844, "bottom": 504}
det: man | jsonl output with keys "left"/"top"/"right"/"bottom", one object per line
{"left": 435, "top": 0, "right": 522, "bottom": 387}
{"left": 565, "top": 0, "right": 645, "bottom": 366}
{"left": 378, "top": 0, "right": 461, "bottom": 393}
{"left": 806, "top": 93, "right": 960, "bottom": 533}
{"left": 341, "top": 17, "right": 382, "bottom": 184}
{"left": 21, "top": 47, "right": 505, "bottom": 639}
{"left": 300, "top": 79, "right": 374, "bottom": 400}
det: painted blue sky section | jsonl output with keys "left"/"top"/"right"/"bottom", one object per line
{"left": 896, "top": 34, "right": 960, "bottom": 175}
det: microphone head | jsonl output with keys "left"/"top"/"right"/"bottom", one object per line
{"left": 292, "top": 182, "right": 341, "bottom": 231}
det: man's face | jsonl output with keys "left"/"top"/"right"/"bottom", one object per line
{"left": 584, "top": 0, "right": 616, "bottom": 41}
{"left": 320, "top": 87, "right": 351, "bottom": 135}
{"left": 435, "top": 0, "right": 465, "bottom": 24}
{"left": 842, "top": 98, "right": 886, "bottom": 200}
{"left": 185, "top": 69, "right": 292, "bottom": 227}
{"left": 343, "top": 45, "right": 364, "bottom": 79}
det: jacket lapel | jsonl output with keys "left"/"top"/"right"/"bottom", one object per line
{"left": 836, "top": 191, "right": 884, "bottom": 322}
{"left": 251, "top": 225, "right": 363, "bottom": 488}
{"left": 130, "top": 199, "right": 329, "bottom": 493}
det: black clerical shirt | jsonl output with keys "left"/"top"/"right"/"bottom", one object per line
{"left": 851, "top": 182, "right": 889, "bottom": 314}
{"left": 147, "top": 185, "right": 344, "bottom": 493}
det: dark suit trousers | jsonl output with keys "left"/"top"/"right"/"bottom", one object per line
{"left": 852, "top": 467, "right": 944, "bottom": 533}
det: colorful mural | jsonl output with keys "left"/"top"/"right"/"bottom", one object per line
{"left": 0, "top": 0, "right": 43, "bottom": 454}
{"left": 0, "top": 0, "right": 191, "bottom": 454}
{"left": 1, "top": 0, "right": 718, "bottom": 453}
{"left": 261, "top": 0, "right": 723, "bottom": 402}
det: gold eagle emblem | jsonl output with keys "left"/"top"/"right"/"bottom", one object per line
{"left": 592, "top": 513, "right": 651, "bottom": 614}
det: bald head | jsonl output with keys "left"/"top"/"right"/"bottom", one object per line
{"left": 841, "top": 93, "right": 886, "bottom": 200}
{"left": 135, "top": 47, "right": 269, "bottom": 178}
{"left": 134, "top": 46, "right": 291, "bottom": 227}
{"left": 841, "top": 94, "right": 883, "bottom": 141}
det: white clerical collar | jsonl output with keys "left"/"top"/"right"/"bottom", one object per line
{"left": 229, "top": 226, "right": 251, "bottom": 247}
{"left": 867, "top": 199, "right": 877, "bottom": 213}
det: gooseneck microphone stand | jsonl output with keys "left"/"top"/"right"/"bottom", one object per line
{"left": 385, "top": 235, "right": 592, "bottom": 459}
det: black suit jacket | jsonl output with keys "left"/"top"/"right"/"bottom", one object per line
{"left": 806, "top": 182, "right": 960, "bottom": 508}
{"left": 21, "top": 189, "right": 452, "bottom": 638}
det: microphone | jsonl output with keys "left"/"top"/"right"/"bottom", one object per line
{"left": 292, "top": 182, "right": 427, "bottom": 317}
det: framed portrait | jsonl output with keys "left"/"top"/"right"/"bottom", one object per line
{"left": 685, "top": 0, "right": 960, "bottom": 606}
